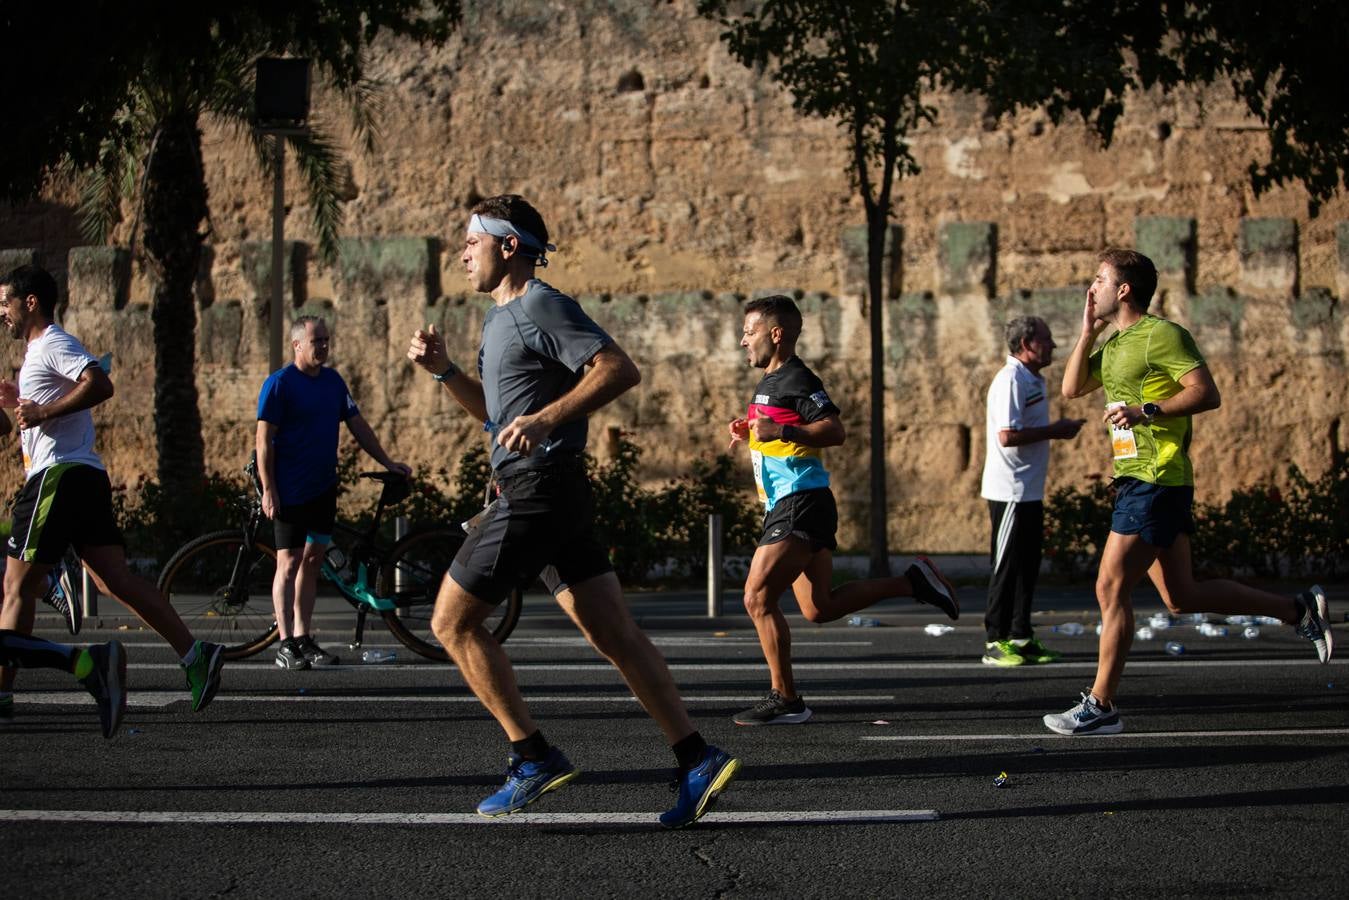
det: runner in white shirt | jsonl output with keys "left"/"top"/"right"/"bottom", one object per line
{"left": 0, "top": 265, "right": 224, "bottom": 737}
{"left": 979, "top": 316, "right": 1084, "bottom": 667}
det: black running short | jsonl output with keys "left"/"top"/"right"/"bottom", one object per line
{"left": 8, "top": 462, "right": 123, "bottom": 565}
{"left": 758, "top": 487, "right": 838, "bottom": 552}
{"left": 273, "top": 484, "right": 339, "bottom": 550}
{"left": 449, "top": 461, "right": 614, "bottom": 606}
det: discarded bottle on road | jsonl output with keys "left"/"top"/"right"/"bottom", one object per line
{"left": 848, "top": 616, "right": 881, "bottom": 628}
{"left": 924, "top": 623, "right": 954, "bottom": 636}
{"left": 1225, "top": 615, "right": 1257, "bottom": 626}
{"left": 1147, "top": 613, "right": 1173, "bottom": 630}
{"left": 361, "top": 649, "right": 396, "bottom": 664}
{"left": 1188, "top": 613, "right": 1208, "bottom": 625}
{"left": 1242, "top": 626, "right": 1260, "bottom": 640}
{"left": 1135, "top": 626, "right": 1155, "bottom": 640}
{"left": 1052, "top": 622, "right": 1086, "bottom": 636}
{"left": 1198, "top": 623, "right": 1229, "bottom": 638}
{"left": 1164, "top": 641, "right": 1185, "bottom": 656}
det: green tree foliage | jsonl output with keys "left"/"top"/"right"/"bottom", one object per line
{"left": 0, "top": 1, "right": 461, "bottom": 542}
{"left": 699, "top": 0, "right": 1349, "bottom": 573}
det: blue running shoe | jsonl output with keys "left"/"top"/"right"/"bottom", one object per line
{"left": 660, "top": 745, "right": 741, "bottom": 829}
{"left": 476, "top": 747, "right": 579, "bottom": 817}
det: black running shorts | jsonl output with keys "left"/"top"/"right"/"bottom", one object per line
{"left": 449, "top": 461, "right": 614, "bottom": 606}
{"left": 8, "top": 463, "right": 123, "bottom": 565}
{"left": 273, "top": 484, "right": 339, "bottom": 550}
{"left": 758, "top": 487, "right": 838, "bottom": 552}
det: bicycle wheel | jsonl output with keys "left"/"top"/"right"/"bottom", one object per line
{"left": 376, "top": 527, "right": 523, "bottom": 660}
{"left": 158, "top": 531, "right": 279, "bottom": 659}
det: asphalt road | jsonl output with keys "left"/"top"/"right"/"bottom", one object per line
{"left": 3, "top": 586, "right": 1346, "bottom": 899}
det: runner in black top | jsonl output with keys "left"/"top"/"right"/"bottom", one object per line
{"left": 728, "top": 295, "right": 961, "bottom": 725}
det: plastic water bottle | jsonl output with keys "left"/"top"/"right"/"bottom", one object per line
{"left": 924, "top": 623, "right": 954, "bottom": 637}
{"left": 1225, "top": 615, "right": 1256, "bottom": 626}
{"left": 1198, "top": 623, "right": 1229, "bottom": 638}
{"left": 1095, "top": 622, "right": 1103, "bottom": 636}
{"left": 1053, "top": 622, "right": 1086, "bottom": 636}
{"left": 1164, "top": 641, "right": 1185, "bottom": 656}
{"left": 1147, "top": 613, "right": 1172, "bottom": 630}
{"left": 1135, "top": 626, "right": 1155, "bottom": 640}
{"left": 848, "top": 616, "right": 881, "bottom": 628}
{"left": 1188, "top": 613, "right": 1207, "bottom": 625}
{"left": 1242, "top": 626, "right": 1260, "bottom": 640}
{"left": 361, "top": 649, "right": 396, "bottom": 664}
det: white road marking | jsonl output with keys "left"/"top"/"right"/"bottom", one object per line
{"left": 14, "top": 692, "right": 896, "bottom": 708}
{"left": 861, "top": 728, "right": 1349, "bottom": 741}
{"left": 0, "top": 809, "right": 940, "bottom": 826}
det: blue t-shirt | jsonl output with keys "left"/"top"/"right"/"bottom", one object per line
{"left": 257, "top": 364, "right": 359, "bottom": 505}
{"left": 477, "top": 279, "right": 611, "bottom": 474}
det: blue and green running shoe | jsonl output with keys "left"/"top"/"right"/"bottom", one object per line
{"left": 476, "top": 747, "right": 579, "bottom": 817}
{"left": 660, "top": 745, "right": 741, "bottom": 829}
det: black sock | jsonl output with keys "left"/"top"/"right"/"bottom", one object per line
{"left": 511, "top": 730, "right": 550, "bottom": 762}
{"left": 0, "top": 629, "right": 81, "bottom": 672}
{"left": 673, "top": 732, "right": 708, "bottom": 770}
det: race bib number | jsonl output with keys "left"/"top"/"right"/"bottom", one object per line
{"left": 1107, "top": 401, "right": 1138, "bottom": 460}
{"left": 750, "top": 448, "right": 767, "bottom": 504}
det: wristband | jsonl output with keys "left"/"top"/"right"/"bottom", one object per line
{"left": 433, "top": 362, "right": 459, "bottom": 383}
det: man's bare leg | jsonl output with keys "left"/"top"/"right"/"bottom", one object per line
{"left": 80, "top": 544, "right": 194, "bottom": 656}
{"left": 1147, "top": 534, "right": 1300, "bottom": 623}
{"left": 557, "top": 571, "right": 694, "bottom": 743}
{"left": 430, "top": 573, "right": 537, "bottom": 741}
{"left": 742, "top": 537, "right": 814, "bottom": 699}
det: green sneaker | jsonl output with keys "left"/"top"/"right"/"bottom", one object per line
{"left": 1014, "top": 636, "right": 1062, "bottom": 664}
{"left": 981, "top": 640, "right": 1026, "bottom": 667}
{"left": 183, "top": 641, "right": 225, "bottom": 712}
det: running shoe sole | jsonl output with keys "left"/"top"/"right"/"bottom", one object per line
{"left": 912, "top": 556, "right": 960, "bottom": 620}
{"left": 664, "top": 755, "right": 742, "bottom": 829}
{"left": 734, "top": 707, "right": 813, "bottom": 726}
{"left": 88, "top": 641, "right": 127, "bottom": 739}
{"left": 1310, "top": 584, "right": 1333, "bottom": 664}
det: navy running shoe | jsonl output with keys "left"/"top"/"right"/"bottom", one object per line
{"left": 476, "top": 747, "right": 579, "bottom": 817}
{"left": 660, "top": 745, "right": 741, "bottom": 829}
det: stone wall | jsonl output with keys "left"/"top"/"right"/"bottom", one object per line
{"left": 1, "top": 0, "right": 1346, "bottom": 552}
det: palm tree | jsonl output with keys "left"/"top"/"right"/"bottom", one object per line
{"left": 56, "top": 4, "right": 459, "bottom": 539}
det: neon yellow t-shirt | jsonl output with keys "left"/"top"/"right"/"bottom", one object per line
{"left": 1088, "top": 315, "right": 1206, "bottom": 486}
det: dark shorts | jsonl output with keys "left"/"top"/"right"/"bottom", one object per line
{"left": 449, "top": 462, "right": 614, "bottom": 606}
{"left": 8, "top": 463, "right": 123, "bottom": 565}
{"left": 273, "top": 484, "right": 338, "bottom": 550}
{"left": 1111, "top": 477, "right": 1195, "bottom": 549}
{"left": 758, "top": 487, "right": 838, "bottom": 552}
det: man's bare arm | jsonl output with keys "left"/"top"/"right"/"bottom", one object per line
{"left": 495, "top": 342, "right": 640, "bottom": 455}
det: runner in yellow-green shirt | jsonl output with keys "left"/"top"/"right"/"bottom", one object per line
{"left": 1043, "top": 248, "right": 1333, "bottom": 736}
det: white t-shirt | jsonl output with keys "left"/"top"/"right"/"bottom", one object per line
{"left": 18, "top": 324, "right": 104, "bottom": 477}
{"left": 981, "top": 356, "right": 1050, "bottom": 502}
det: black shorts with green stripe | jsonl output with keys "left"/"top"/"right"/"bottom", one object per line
{"left": 7, "top": 462, "right": 123, "bottom": 564}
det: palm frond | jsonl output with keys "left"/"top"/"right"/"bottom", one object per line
{"left": 341, "top": 73, "right": 385, "bottom": 157}
{"left": 287, "top": 124, "right": 345, "bottom": 266}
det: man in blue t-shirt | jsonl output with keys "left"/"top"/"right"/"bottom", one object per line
{"left": 256, "top": 315, "right": 409, "bottom": 670}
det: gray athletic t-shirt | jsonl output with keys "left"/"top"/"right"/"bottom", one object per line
{"left": 478, "top": 279, "right": 611, "bottom": 474}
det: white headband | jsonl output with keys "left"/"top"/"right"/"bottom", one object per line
{"left": 467, "top": 214, "right": 555, "bottom": 266}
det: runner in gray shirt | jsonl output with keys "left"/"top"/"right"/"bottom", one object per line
{"left": 407, "top": 194, "right": 738, "bottom": 828}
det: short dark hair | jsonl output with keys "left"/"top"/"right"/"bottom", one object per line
{"left": 744, "top": 294, "right": 802, "bottom": 342}
{"left": 471, "top": 194, "right": 550, "bottom": 257}
{"left": 290, "top": 315, "right": 326, "bottom": 340}
{"left": 1099, "top": 248, "right": 1157, "bottom": 312}
{"left": 1004, "top": 315, "right": 1045, "bottom": 355}
{"left": 0, "top": 264, "right": 58, "bottom": 317}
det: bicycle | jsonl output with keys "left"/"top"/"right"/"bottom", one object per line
{"left": 156, "top": 459, "right": 523, "bottom": 661}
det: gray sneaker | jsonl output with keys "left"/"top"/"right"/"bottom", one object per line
{"left": 82, "top": 641, "right": 127, "bottom": 739}
{"left": 1295, "top": 585, "right": 1333, "bottom": 664}
{"left": 1043, "top": 691, "right": 1122, "bottom": 736}
{"left": 734, "top": 690, "right": 812, "bottom": 726}
{"left": 906, "top": 556, "right": 959, "bottom": 620}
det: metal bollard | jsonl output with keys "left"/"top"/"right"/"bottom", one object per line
{"left": 707, "top": 513, "right": 723, "bottom": 618}
{"left": 81, "top": 565, "right": 98, "bottom": 618}
{"left": 394, "top": 515, "right": 409, "bottom": 615}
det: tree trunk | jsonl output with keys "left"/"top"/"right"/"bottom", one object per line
{"left": 141, "top": 110, "right": 207, "bottom": 540}
{"left": 867, "top": 207, "right": 890, "bottom": 577}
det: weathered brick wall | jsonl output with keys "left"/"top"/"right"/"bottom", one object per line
{"left": 1, "top": 0, "right": 1346, "bottom": 552}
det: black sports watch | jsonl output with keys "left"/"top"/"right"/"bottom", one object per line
{"left": 1142, "top": 402, "right": 1162, "bottom": 422}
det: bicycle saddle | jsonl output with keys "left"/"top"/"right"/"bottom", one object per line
{"left": 362, "top": 471, "right": 411, "bottom": 505}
